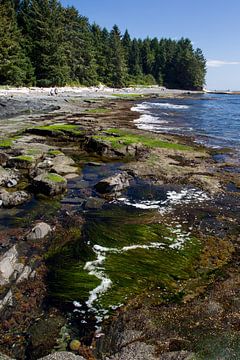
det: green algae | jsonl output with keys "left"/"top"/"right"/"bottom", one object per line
{"left": 32, "top": 124, "right": 82, "bottom": 136}
{"left": 84, "top": 108, "right": 110, "bottom": 114}
{"left": 13, "top": 155, "right": 35, "bottom": 162}
{"left": 0, "top": 137, "right": 17, "bottom": 149}
{"left": 47, "top": 207, "right": 201, "bottom": 308}
{"left": 48, "top": 149, "right": 64, "bottom": 156}
{"left": 94, "top": 128, "right": 192, "bottom": 151}
{"left": 45, "top": 173, "right": 66, "bottom": 183}
{"left": 112, "top": 93, "right": 145, "bottom": 98}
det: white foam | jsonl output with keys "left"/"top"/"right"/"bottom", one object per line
{"left": 150, "top": 102, "right": 189, "bottom": 110}
{"left": 131, "top": 103, "right": 149, "bottom": 113}
{"left": 118, "top": 188, "right": 210, "bottom": 214}
{"left": 131, "top": 102, "right": 189, "bottom": 113}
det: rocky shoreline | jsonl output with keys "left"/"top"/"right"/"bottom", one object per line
{"left": 0, "top": 89, "right": 239, "bottom": 360}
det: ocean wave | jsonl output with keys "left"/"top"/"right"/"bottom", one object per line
{"left": 150, "top": 102, "right": 190, "bottom": 109}
{"left": 131, "top": 102, "right": 190, "bottom": 112}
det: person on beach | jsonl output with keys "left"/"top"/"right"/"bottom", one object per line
{"left": 49, "top": 86, "right": 58, "bottom": 96}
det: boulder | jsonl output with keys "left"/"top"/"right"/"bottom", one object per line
{"left": 95, "top": 172, "right": 131, "bottom": 194}
{"left": 27, "top": 315, "right": 66, "bottom": 360}
{"left": 7, "top": 155, "right": 36, "bottom": 170}
{"left": 84, "top": 197, "right": 105, "bottom": 210}
{"left": 51, "top": 155, "right": 78, "bottom": 175}
{"left": 0, "top": 167, "right": 18, "bottom": 186}
{"left": 0, "top": 189, "right": 30, "bottom": 207}
{"left": 33, "top": 172, "right": 67, "bottom": 196}
{"left": 0, "top": 246, "right": 18, "bottom": 286}
{"left": 26, "top": 222, "right": 52, "bottom": 241}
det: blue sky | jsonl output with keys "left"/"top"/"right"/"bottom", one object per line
{"left": 61, "top": 0, "right": 240, "bottom": 90}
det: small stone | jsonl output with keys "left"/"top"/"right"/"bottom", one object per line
{"left": 27, "top": 222, "right": 52, "bottom": 241}
{"left": 84, "top": 197, "right": 105, "bottom": 210}
{"left": 7, "top": 178, "right": 18, "bottom": 188}
{"left": 95, "top": 172, "right": 131, "bottom": 194}
{"left": 69, "top": 340, "right": 81, "bottom": 352}
{"left": 0, "top": 188, "right": 30, "bottom": 207}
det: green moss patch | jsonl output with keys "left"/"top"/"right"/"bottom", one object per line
{"left": 0, "top": 139, "right": 13, "bottom": 148}
{"left": 84, "top": 108, "right": 110, "bottom": 114}
{"left": 13, "top": 155, "right": 35, "bottom": 162}
{"left": 32, "top": 124, "right": 82, "bottom": 136}
{"left": 45, "top": 173, "right": 65, "bottom": 183}
{"left": 94, "top": 128, "right": 192, "bottom": 151}
{"left": 48, "top": 149, "right": 64, "bottom": 156}
{"left": 112, "top": 93, "right": 145, "bottom": 99}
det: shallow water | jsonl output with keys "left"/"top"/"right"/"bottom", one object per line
{"left": 132, "top": 94, "right": 240, "bottom": 151}
{"left": 47, "top": 167, "right": 212, "bottom": 337}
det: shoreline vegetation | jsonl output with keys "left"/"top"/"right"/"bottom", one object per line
{"left": 0, "top": 89, "right": 239, "bottom": 360}
{"left": 0, "top": 1, "right": 206, "bottom": 90}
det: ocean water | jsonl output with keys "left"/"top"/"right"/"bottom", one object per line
{"left": 132, "top": 93, "right": 240, "bottom": 151}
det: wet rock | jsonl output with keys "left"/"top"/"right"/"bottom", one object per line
{"left": 0, "top": 289, "right": 13, "bottom": 311}
{"left": 64, "top": 173, "right": 79, "bottom": 180}
{"left": 0, "top": 167, "right": 17, "bottom": 186}
{"left": 95, "top": 172, "right": 131, "bottom": 194}
{"left": 107, "top": 341, "right": 157, "bottom": 360}
{"left": 26, "top": 222, "right": 52, "bottom": 241}
{"left": 68, "top": 179, "right": 89, "bottom": 190}
{"left": 188, "top": 175, "right": 221, "bottom": 194}
{"left": 0, "top": 246, "right": 18, "bottom": 286}
{"left": 16, "top": 265, "right": 32, "bottom": 284}
{"left": 168, "top": 338, "right": 191, "bottom": 352}
{"left": 0, "top": 152, "right": 9, "bottom": 166}
{"left": 0, "top": 245, "right": 33, "bottom": 289}
{"left": 61, "top": 197, "right": 85, "bottom": 205}
{"left": 39, "top": 352, "right": 86, "bottom": 360}
{"left": 51, "top": 155, "right": 78, "bottom": 175}
{"left": 33, "top": 172, "right": 67, "bottom": 196}
{"left": 0, "top": 189, "right": 30, "bottom": 207}
{"left": 27, "top": 315, "right": 66, "bottom": 359}
{"left": 84, "top": 197, "right": 105, "bottom": 209}
{"left": 7, "top": 155, "right": 36, "bottom": 170}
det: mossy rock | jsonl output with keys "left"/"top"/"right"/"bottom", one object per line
{"left": 27, "top": 124, "right": 83, "bottom": 138}
{"left": 33, "top": 172, "right": 67, "bottom": 196}
{"left": 8, "top": 155, "right": 35, "bottom": 169}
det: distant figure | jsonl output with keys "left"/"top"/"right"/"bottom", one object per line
{"left": 49, "top": 86, "right": 58, "bottom": 96}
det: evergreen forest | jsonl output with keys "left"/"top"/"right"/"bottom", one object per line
{"left": 0, "top": 0, "right": 206, "bottom": 89}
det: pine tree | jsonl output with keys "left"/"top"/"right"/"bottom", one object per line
{"left": 19, "top": 0, "right": 70, "bottom": 86}
{"left": 108, "top": 25, "right": 128, "bottom": 88}
{"left": 62, "top": 7, "right": 97, "bottom": 86}
{"left": 0, "top": 0, "right": 33, "bottom": 85}
{"left": 91, "top": 24, "right": 110, "bottom": 85}
{"left": 128, "top": 39, "right": 142, "bottom": 77}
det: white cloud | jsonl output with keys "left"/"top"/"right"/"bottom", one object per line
{"left": 207, "top": 60, "right": 240, "bottom": 68}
